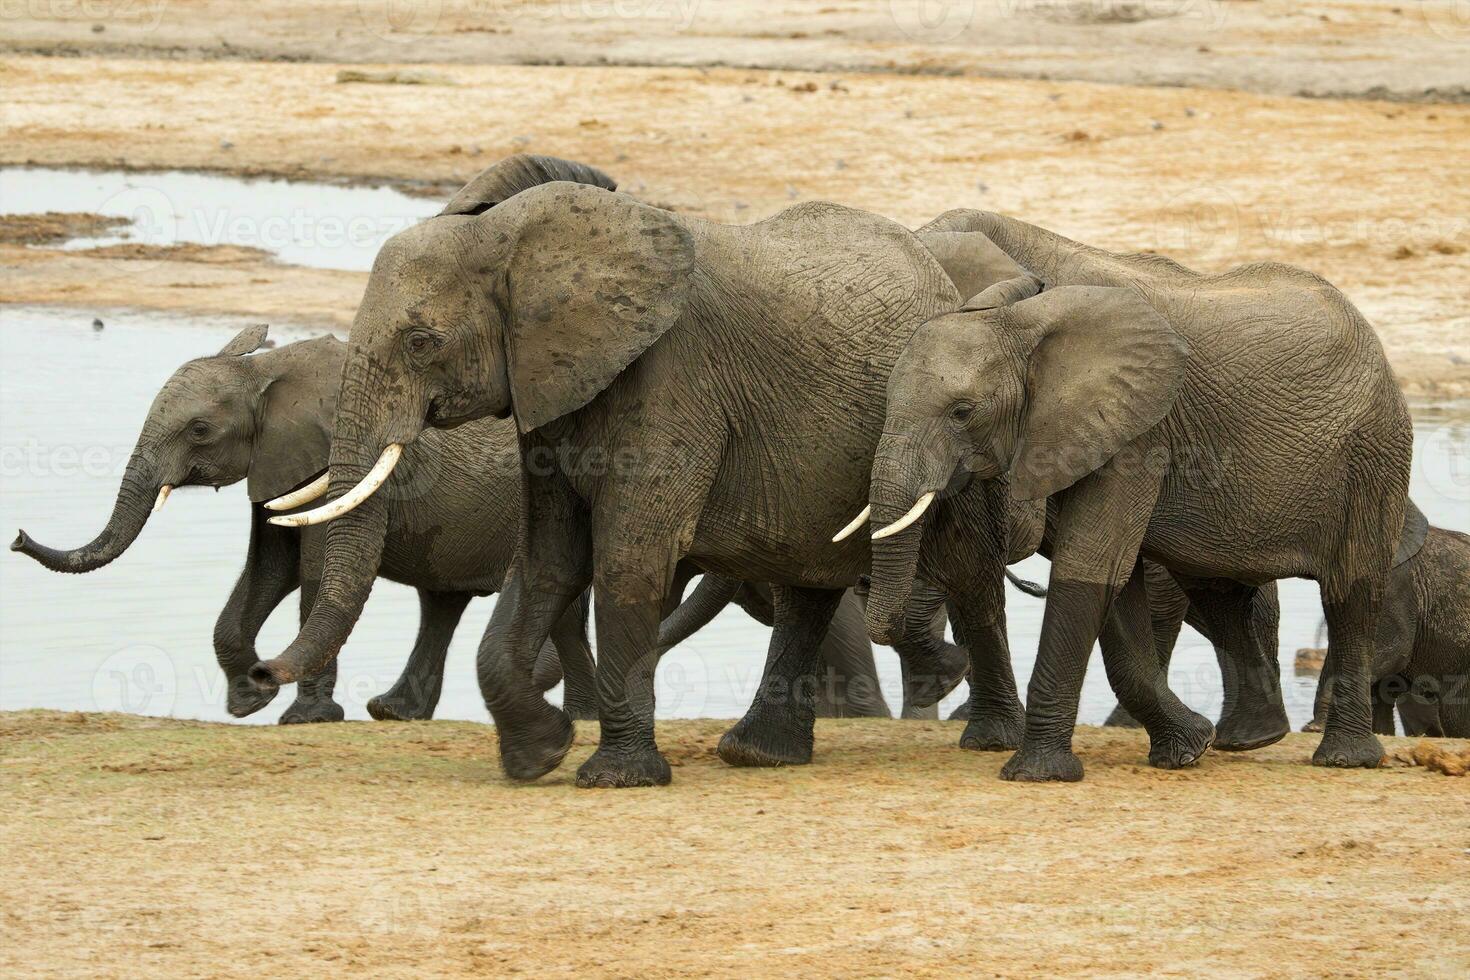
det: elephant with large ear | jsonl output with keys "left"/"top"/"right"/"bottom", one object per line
{"left": 868, "top": 210, "right": 1415, "bottom": 781}
{"left": 10, "top": 325, "right": 599, "bottom": 722}
{"left": 250, "top": 176, "right": 1057, "bottom": 787}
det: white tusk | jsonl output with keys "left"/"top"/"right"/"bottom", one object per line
{"left": 152, "top": 485, "right": 172, "bottom": 513}
{"left": 871, "top": 492, "right": 935, "bottom": 541}
{"left": 264, "top": 471, "right": 330, "bottom": 511}
{"left": 831, "top": 505, "right": 872, "bottom": 543}
{"left": 267, "top": 444, "right": 403, "bottom": 528}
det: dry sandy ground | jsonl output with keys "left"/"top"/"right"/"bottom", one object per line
{"left": 2, "top": 0, "right": 1467, "bottom": 102}
{"left": 3, "top": 54, "right": 1467, "bottom": 395}
{"left": 1, "top": 711, "right": 1466, "bottom": 977}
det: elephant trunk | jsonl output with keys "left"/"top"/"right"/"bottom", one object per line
{"left": 250, "top": 388, "right": 395, "bottom": 690}
{"left": 10, "top": 451, "right": 159, "bottom": 574}
{"left": 863, "top": 435, "right": 933, "bottom": 646}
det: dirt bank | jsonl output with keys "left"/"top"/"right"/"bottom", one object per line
{"left": 3, "top": 55, "right": 1466, "bottom": 395}
{"left": 2, "top": 0, "right": 1466, "bottom": 102}
{"left": 1, "top": 711, "right": 1465, "bottom": 976}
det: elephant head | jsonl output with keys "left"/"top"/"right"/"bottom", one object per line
{"left": 247, "top": 156, "right": 690, "bottom": 690}
{"left": 11, "top": 325, "right": 340, "bottom": 573}
{"left": 859, "top": 279, "right": 1189, "bottom": 643}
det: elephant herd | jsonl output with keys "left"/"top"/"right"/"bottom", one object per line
{"left": 15, "top": 154, "right": 1467, "bottom": 786}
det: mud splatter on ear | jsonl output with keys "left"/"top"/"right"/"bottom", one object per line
{"left": 218, "top": 324, "right": 269, "bottom": 357}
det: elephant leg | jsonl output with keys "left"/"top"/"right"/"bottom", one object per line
{"left": 718, "top": 586, "right": 846, "bottom": 768}
{"left": 817, "top": 591, "right": 890, "bottom": 719}
{"left": 549, "top": 591, "right": 598, "bottom": 721}
{"left": 575, "top": 588, "right": 673, "bottom": 787}
{"left": 656, "top": 574, "right": 743, "bottom": 652}
{"left": 280, "top": 578, "right": 346, "bottom": 724}
{"left": 368, "top": 590, "right": 473, "bottom": 721}
{"left": 216, "top": 508, "right": 300, "bottom": 718}
{"left": 479, "top": 466, "right": 592, "bottom": 782}
{"left": 890, "top": 585, "right": 968, "bottom": 715}
{"left": 1313, "top": 575, "right": 1388, "bottom": 768}
{"left": 1002, "top": 459, "right": 1160, "bottom": 783}
{"left": 951, "top": 590, "right": 1026, "bottom": 753}
{"left": 1104, "top": 561, "right": 1189, "bottom": 728}
{"left": 1098, "top": 563, "right": 1214, "bottom": 770}
{"left": 1180, "top": 581, "right": 1290, "bottom": 751}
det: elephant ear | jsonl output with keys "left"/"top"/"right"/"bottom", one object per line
{"left": 1003, "top": 285, "right": 1189, "bottom": 501}
{"left": 439, "top": 154, "right": 617, "bottom": 216}
{"left": 1393, "top": 499, "right": 1429, "bottom": 568}
{"left": 496, "top": 182, "right": 696, "bottom": 431}
{"left": 245, "top": 343, "right": 340, "bottom": 503}
{"left": 962, "top": 275, "right": 1042, "bottom": 312}
{"left": 218, "top": 323, "right": 268, "bottom": 356}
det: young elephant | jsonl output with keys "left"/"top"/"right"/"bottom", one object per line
{"left": 867, "top": 211, "right": 1415, "bottom": 781}
{"left": 11, "top": 326, "right": 598, "bottom": 723}
{"left": 1308, "top": 522, "right": 1470, "bottom": 737}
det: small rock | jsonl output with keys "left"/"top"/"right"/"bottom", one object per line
{"left": 1184, "top": 107, "right": 1196, "bottom": 117}
{"left": 834, "top": 158, "right": 847, "bottom": 170}
{"left": 91, "top": 318, "right": 104, "bottom": 331}
{"left": 1392, "top": 245, "right": 1416, "bottom": 260}
{"left": 91, "top": 23, "right": 105, "bottom": 33}
{"left": 220, "top": 139, "right": 234, "bottom": 150}
{"left": 1150, "top": 120, "right": 1164, "bottom": 131}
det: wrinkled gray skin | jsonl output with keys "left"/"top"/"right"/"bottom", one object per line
{"left": 10, "top": 326, "right": 598, "bottom": 723}
{"left": 1303, "top": 523, "right": 1469, "bottom": 737}
{"left": 871, "top": 209, "right": 1416, "bottom": 781}
{"left": 11, "top": 325, "right": 918, "bottom": 723}
{"left": 252, "top": 174, "right": 1046, "bottom": 788}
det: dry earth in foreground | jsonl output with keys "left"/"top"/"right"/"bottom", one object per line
{"left": 1, "top": 711, "right": 1466, "bottom": 977}
{"left": 2, "top": 56, "right": 1467, "bottom": 396}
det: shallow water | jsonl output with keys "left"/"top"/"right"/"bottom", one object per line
{"left": 1, "top": 306, "right": 1466, "bottom": 729}
{"left": 0, "top": 167, "right": 440, "bottom": 271}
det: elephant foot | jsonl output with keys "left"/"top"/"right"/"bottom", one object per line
{"left": 561, "top": 697, "right": 600, "bottom": 722}
{"left": 1214, "top": 702, "right": 1291, "bottom": 752}
{"left": 959, "top": 702, "right": 1026, "bottom": 752}
{"left": 1103, "top": 703, "right": 1142, "bottom": 728}
{"left": 575, "top": 744, "right": 672, "bottom": 788}
{"left": 1301, "top": 717, "right": 1325, "bottom": 733}
{"left": 717, "top": 711, "right": 814, "bottom": 768}
{"left": 1000, "top": 743, "right": 1084, "bottom": 783}
{"left": 902, "top": 649, "right": 970, "bottom": 711}
{"left": 226, "top": 677, "right": 279, "bottom": 718}
{"left": 1147, "top": 711, "right": 1215, "bottom": 770}
{"left": 497, "top": 700, "right": 575, "bottom": 782}
{"left": 366, "top": 692, "right": 434, "bottom": 721}
{"left": 279, "top": 699, "right": 346, "bottom": 725}
{"left": 1312, "top": 729, "right": 1383, "bottom": 769}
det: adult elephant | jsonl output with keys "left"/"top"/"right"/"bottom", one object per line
{"left": 863, "top": 210, "right": 1416, "bottom": 780}
{"left": 249, "top": 172, "right": 1198, "bottom": 787}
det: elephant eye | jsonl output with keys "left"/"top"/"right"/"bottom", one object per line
{"left": 950, "top": 402, "right": 975, "bottom": 423}
{"left": 187, "top": 419, "right": 213, "bottom": 442}
{"left": 406, "top": 330, "right": 437, "bottom": 356}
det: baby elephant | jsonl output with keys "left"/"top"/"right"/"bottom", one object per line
{"left": 1309, "top": 523, "right": 1470, "bottom": 737}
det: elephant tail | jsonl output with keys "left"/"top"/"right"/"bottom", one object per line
{"left": 1005, "top": 570, "right": 1048, "bottom": 598}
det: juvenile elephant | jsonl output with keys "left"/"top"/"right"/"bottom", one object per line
{"left": 865, "top": 210, "right": 1416, "bottom": 780}
{"left": 11, "top": 325, "right": 598, "bottom": 723}
{"left": 250, "top": 172, "right": 1204, "bottom": 788}
{"left": 1307, "top": 521, "right": 1469, "bottom": 737}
